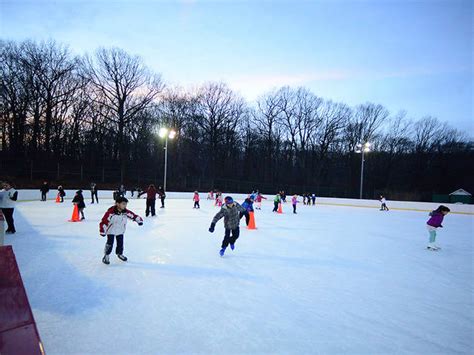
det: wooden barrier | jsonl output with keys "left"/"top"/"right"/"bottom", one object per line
{"left": 0, "top": 245, "right": 45, "bottom": 355}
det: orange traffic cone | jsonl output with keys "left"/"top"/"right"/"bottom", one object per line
{"left": 55, "top": 194, "right": 60, "bottom": 203}
{"left": 277, "top": 203, "right": 283, "bottom": 214}
{"left": 247, "top": 211, "right": 257, "bottom": 230}
{"left": 69, "top": 204, "right": 80, "bottom": 222}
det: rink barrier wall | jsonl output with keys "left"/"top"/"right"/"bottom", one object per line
{"left": 0, "top": 210, "right": 4, "bottom": 246}
{"left": 0, "top": 245, "right": 45, "bottom": 355}
{"left": 12, "top": 190, "right": 474, "bottom": 215}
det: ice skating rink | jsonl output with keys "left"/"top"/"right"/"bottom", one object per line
{"left": 7, "top": 198, "right": 474, "bottom": 354}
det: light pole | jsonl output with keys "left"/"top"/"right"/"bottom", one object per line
{"left": 158, "top": 127, "right": 176, "bottom": 192}
{"left": 355, "top": 142, "right": 371, "bottom": 199}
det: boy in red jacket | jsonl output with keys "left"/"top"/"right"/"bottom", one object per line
{"left": 99, "top": 197, "right": 143, "bottom": 265}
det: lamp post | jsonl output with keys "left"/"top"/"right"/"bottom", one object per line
{"left": 355, "top": 142, "right": 371, "bottom": 199}
{"left": 158, "top": 127, "right": 176, "bottom": 192}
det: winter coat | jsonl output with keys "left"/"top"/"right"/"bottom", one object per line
{"left": 193, "top": 193, "right": 200, "bottom": 202}
{"left": 91, "top": 183, "right": 98, "bottom": 193}
{"left": 212, "top": 202, "right": 248, "bottom": 230}
{"left": 274, "top": 194, "right": 281, "bottom": 203}
{"left": 99, "top": 206, "right": 143, "bottom": 235}
{"left": 292, "top": 196, "right": 298, "bottom": 205}
{"left": 72, "top": 193, "right": 86, "bottom": 208}
{"left": 158, "top": 187, "right": 166, "bottom": 198}
{"left": 40, "top": 184, "right": 49, "bottom": 193}
{"left": 241, "top": 198, "right": 254, "bottom": 212}
{"left": 0, "top": 188, "right": 18, "bottom": 208}
{"left": 427, "top": 211, "right": 444, "bottom": 228}
{"left": 58, "top": 188, "right": 66, "bottom": 197}
{"left": 255, "top": 194, "right": 266, "bottom": 202}
{"left": 144, "top": 186, "right": 157, "bottom": 200}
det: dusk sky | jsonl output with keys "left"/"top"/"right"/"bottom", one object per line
{"left": 1, "top": 0, "right": 472, "bottom": 134}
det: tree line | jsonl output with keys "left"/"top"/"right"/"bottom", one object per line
{"left": 1, "top": 39, "right": 472, "bottom": 200}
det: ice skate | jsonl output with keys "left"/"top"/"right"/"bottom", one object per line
{"left": 427, "top": 243, "right": 440, "bottom": 251}
{"left": 102, "top": 255, "right": 110, "bottom": 264}
{"left": 230, "top": 244, "right": 235, "bottom": 251}
{"left": 117, "top": 254, "right": 128, "bottom": 262}
{"left": 219, "top": 248, "right": 226, "bottom": 257}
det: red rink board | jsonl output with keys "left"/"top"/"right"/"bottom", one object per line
{"left": 0, "top": 245, "right": 45, "bottom": 355}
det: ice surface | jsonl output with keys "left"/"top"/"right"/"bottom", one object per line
{"left": 6, "top": 199, "right": 474, "bottom": 354}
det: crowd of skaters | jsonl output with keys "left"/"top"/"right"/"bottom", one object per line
{"left": 0, "top": 181, "right": 451, "bottom": 258}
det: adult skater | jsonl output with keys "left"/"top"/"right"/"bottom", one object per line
{"left": 118, "top": 184, "right": 126, "bottom": 197}
{"left": 379, "top": 195, "right": 389, "bottom": 211}
{"left": 139, "top": 184, "right": 158, "bottom": 217}
{"left": 426, "top": 205, "right": 450, "bottom": 251}
{"left": 272, "top": 193, "right": 281, "bottom": 212}
{"left": 58, "top": 185, "right": 66, "bottom": 202}
{"left": 0, "top": 181, "right": 18, "bottom": 234}
{"left": 90, "top": 182, "right": 99, "bottom": 204}
{"left": 255, "top": 192, "right": 266, "bottom": 210}
{"left": 292, "top": 194, "right": 299, "bottom": 214}
{"left": 281, "top": 191, "right": 287, "bottom": 203}
{"left": 311, "top": 193, "right": 316, "bottom": 206}
{"left": 158, "top": 185, "right": 166, "bottom": 208}
{"left": 72, "top": 190, "right": 86, "bottom": 220}
{"left": 209, "top": 196, "right": 249, "bottom": 256}
{"left": 193, "top": 191, "right": 200, "bottom": 209}
{"left": 99, "top": 196, "right": 143, "bottom": 264}
{"left": 40, "top": 181, "right": 49, "bottom": 201}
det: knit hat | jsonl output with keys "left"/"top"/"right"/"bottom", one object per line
{"left": 224, "top": 196, "right": 234, "bottom": 204}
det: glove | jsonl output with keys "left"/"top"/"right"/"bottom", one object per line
{"left": 209, "top": 223, "right": 215, "bottom": 233}
{"left": 138, "top": 222, "right": 143, "bottom": 226}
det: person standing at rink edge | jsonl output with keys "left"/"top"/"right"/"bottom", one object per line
{"left": 40, "top": 181, "right": 49, "bottom": 201}
{"left": 91, "top": 182, "right": 99, "bottom": 204}
{"left": 0, "top": 181, "right": 18, "bottom": 234}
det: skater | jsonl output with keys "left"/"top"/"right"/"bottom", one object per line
{"left": 302, "top": 194, "right": 307, "bottom": 205}
{"left": 208, "top": 196, "right": 249, "bottom": 256}
{"left": 99, "top": 196, "right": 143, "bottom": 264}
{"left": 272, "top": 193, "right": 281, "bottom": 212}
{"left": 255, "top": 192, "right": 266, "bottom": 210}
{"left": 40, "top": 181, "right": 49, "bottom": 201}
{"left": 292, "top": 194, "right": 299, "bottom": 214}
{"left": 58, "top": 185, "right": 66, "bottom": 202}
{"left": 139, "top": 184, "right": 157, "bottom": 217}
{"left": 207, "top": 190, "right": 214, "bottom": 200}
{"left": 311, "top": 193, "right": 316, "bottom": 206}
{"left": 215, "top": 191, "right": 223, "bottom": 207}
{"left": 281, "top": 191, "right": 287, "bottom": 203}
{"left": 380, "top": 195, "right": 389, "bottom": 211}
{"left": 426, "top": 205, "right": 450, "bottom": 251}
{"left": 118, "top": 184, "right": 126, "bottom": 197}
{"left": 130, "top": 187, "right": 135, "bottom": 197}
{"left": 193, "top": 191, "right": 200, "bottom": 208}
{"left": 72, "top": 190, "right": 86, "bottom": 220}
{"left": 241, "top": 196, "right": 254, "bottom": 213}
{"left": 90, "top": 182, "right": 99, "bottom": 204}
{"left": 158, "top": 185, "right": 166, "bottom": 208}
{"left": 0, "top": 181, "right": 18, "bottom": 234}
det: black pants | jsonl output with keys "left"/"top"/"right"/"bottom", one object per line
{"left": 273, "top": 201, "right": 279, "bottom": 212}
{"left": 194, "top": 201, "right": 200, "bottom": 208}
{"left": 60, "top": 196, "right": 64, "bottom": 203}
{"left": 105, "top": 234, "right": 124, "bottom": 255}
{"left": 221, "top": 228, "right": 240, "bottom": 248}
{"left": 160, "top": 196, "right": 165, "bottom": 208}
{"left": 78, "top": 208, "right": 85, "bottom": 219}
{"left": 381, "top": 203, "right": 389, "bottom": 211}
{"left": 146, "top": 199, "right": 156, "bottom": 216}
{"left": 312, "top": 198, "right": 316, "bottom": 205}
{"left": 293, "top": 204, "right": 297, "bottom": 213}
{"left": 41, "top": 192, "right": 47, "bottom": 201}
{"left": 91, "top": 191, "right": 98, "bottom": 203}
{"left": 2, "top": 208, "right": 15, "bottom": 232}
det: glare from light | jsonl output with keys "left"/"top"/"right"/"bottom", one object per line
{"left": 159, "top": 128, "right": 168, "bottom": 138}
{"left": 168, "top": 130, "right": 176, "bottom": 139}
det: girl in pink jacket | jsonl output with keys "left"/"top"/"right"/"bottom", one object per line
{"left": 291, "top": 195, "right": 299, "bottom": 214}
{"left": 193, "top": 191, "right": 200, "bottom": 209}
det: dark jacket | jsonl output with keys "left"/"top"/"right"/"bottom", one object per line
{"left": 72, "top": 192, "right": 85, "bottom": 208}
{"left": 212, "top": 202, "right": 248, "bottom": 230}
{"left": 40, "top": 184, "right": 49, "bottom": 193}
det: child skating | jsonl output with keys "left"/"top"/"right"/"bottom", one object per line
{"left": 72, "top": 190, "right": 86, "bottom": 220}
{"left": 426, "top": 205, "right": 450, "bottom": 251}
{"left": 208, "top": 196, "right": 249, "bottom": 257}
{"left": 272, "top": 193, "right": 281, "bottom": 212}
{"left": 291, "top": 194, "right": 299, "bottom": 214}
{"left": 255, "top": 192, "right": 266, "bottom": 210}
{"left": 99, "top": 197, "right": 143, "bottom": 264}
{"left": 380, "top": 195, "right": 389, "bottom": 211}
{"left": 193, "top": 191, "right": 200, "bottom": 208}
